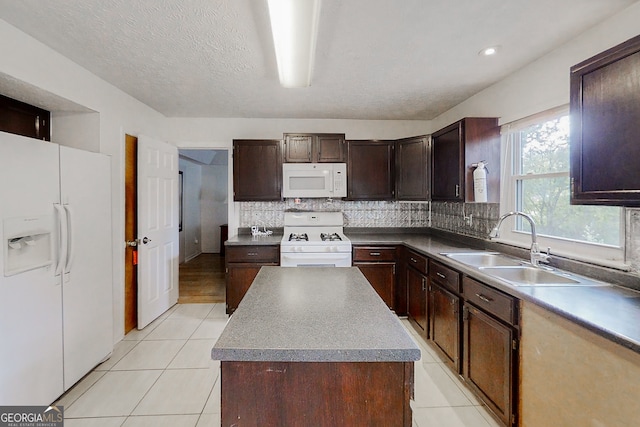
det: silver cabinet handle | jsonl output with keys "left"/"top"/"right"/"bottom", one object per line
{"left": 455, "top": 184, "right": 460, "bottom": 198}
{"left": 370, "top": 252, "right": 381, "bottom": 256}
{"left": 436, "top": 272, "right": 446, "bottom": 279}
{"left": 475, "top": 293, "right": 493, "bottom": 303}
{"left": 410, "top": 257, "right": 417, "bottom": 263}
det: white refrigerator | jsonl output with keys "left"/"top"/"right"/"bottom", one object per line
{"left": 0, "top": 131, "right": 113, "bottom": 405}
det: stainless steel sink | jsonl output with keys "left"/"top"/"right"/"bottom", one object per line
{"left": 479, "top": 266, "right": 584, "bottom": 286}
{"left": 442, "top": 252, "right": 523, "bottom": 268}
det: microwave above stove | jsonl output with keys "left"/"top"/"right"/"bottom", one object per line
{"left": 282, "top": 163, "right": 347, "bottom": 198}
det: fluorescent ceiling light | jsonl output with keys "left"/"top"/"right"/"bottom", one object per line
{"left": 267, "top": 0, "right": 321, "bottom": 88}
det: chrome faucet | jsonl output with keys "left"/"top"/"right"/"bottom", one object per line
{"left": 489, "top": 211, "right": 550, "bottom": 267}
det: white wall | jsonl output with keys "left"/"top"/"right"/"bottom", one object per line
{"left": 179, "top": 158, "right": 203, "bottom": 263}
{"left": 165, "top": 117, "right": 431, "bottom": 143}
{"left": 430, "top": 1, "right": 640, "bottom": 129}
{"left": 169, "top": 119, "right": 432, "bottom": 236}
{"left": 0, "top": 18, "right": 167, "bottom": 343}
{"left": 201, "top": 163, "right": 228, "bottom": 253}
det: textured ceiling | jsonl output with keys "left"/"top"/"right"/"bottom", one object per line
{"left": 0, "top": 0, "right": 637, "bottom": 120}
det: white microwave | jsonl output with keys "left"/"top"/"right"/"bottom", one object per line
{"left": 282, "top": 163, "right": 347, "bottom": 198}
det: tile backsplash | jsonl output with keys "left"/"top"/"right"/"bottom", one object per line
{"left": 239, "top": 201, "right": 639, "bottom": 272}
{"left": 431, "top": 202, "right": 500, "bottom": 239}
{"left": 239, "top": 200, "right": 430, "bottom": 228}
{"left": 238, "top": 200, "right": 499, "bottom": 239}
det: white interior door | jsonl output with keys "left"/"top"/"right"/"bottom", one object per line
{"left": 137, "top": 135, "right": 179, "bottom": 329}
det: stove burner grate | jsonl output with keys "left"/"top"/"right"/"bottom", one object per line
{"left": 288, "top": 233, "right": 309, "bottom": 241}
{"left": 320, "top": 232, "right": 342, "bottom": 242}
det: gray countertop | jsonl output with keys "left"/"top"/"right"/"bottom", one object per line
{"left": 225, "top": 232, "right": 284, "bottom": 246}
{"left": 222, "top": 229, "right": 640, "bottom": 354}
{"left": 211, "top": 266, "right": 421, "bottom": 362}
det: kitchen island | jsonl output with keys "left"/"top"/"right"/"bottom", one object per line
{"left": 211, "top": 266, "right": 421, "bottom": 427}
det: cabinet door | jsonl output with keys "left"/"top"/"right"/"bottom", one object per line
{"left": 284, "top": 135, "right": 313, "bottom": 162}
{"left": 317, "top": 134, "right": 346, "bottom": 162}
{"left": 233, "top": 140, "right": 282, "bottom": 201}
{"left": 226, "top": 264, "right": 279, "bottom": 315}
{"left": 463, "top": 303, "right": 515, "bottom": 426}
{"left": 347, "top": 140, "right": 395, "bottom": 200}
{"left": 407, "top": 266, "right": 427, "bottom": 334}
{"left": 397, "top": 136, "right": 429, "bottom": 200}
{"left": 431, "top": 123, "right": 463, "bottom": 201}
{"left": 0, "top": 94, "right": 51, "bottom": 141}
{"left": 570, "top": 35, "right": 640, "bottom": 206}
{"left": 355, "top": 262, "right": 395, "bottom": 310}
{"left": 431, "top": 118, "right": 499, "bottom": 202}
{"left": 429, "top": 282, "right": 461, "bottom": 372}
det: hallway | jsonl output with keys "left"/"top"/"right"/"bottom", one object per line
{"left": 178, "top": 254, "right": 225, "bottom": 304}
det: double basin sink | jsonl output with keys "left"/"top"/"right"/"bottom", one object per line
{"left": 441, "top": 251, "right": 605, "bottom": 287}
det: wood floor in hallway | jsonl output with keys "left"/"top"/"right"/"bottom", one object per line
{"left": 179, "top": 253, "right": 225, "bottom": 304}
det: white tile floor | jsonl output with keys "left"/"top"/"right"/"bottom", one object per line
{"left": 57, "top": 303, "right": 501, "bottom": 427}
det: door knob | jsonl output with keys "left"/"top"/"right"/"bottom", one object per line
{"left": 142, "top": 237, "right": 151, "bottom": 244}
{"left": 125, "top": 239, "right": 138, "bottom": 247}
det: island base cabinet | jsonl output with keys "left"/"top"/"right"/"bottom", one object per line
{"left": 463, "top": 303, "right": 515, "bottom": 426}
{"left": 220, "top": 361, "right": 414, "bottom": 427}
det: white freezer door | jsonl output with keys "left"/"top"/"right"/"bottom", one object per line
{"left": 137, "top": 135, "right": 179, "bottom": 329}
{"left": 59, "top": 146, "right": 113, "bottom": 390}
{"left": 0, "top": 132, "right": 64, "bottom": 405}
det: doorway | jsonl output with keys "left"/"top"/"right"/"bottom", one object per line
{"left": 178, "top": 149, "right": 229, "bottom": 303}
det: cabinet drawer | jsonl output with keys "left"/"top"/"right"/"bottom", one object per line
{"left": 463, "top": 276, "right": 517, "bottom": 325}
{"left": 429, "top": 260, "right": 460, "bottom": 293}
{"left": 226, "top": 245, "right": 279, "bottom": 263}
{"left": 406, "top": 250, "right": 427, "bottom": 274}
{"left": 353, "top": 246, "right": 396, "bottom": 262}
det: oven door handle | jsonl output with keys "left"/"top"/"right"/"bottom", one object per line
{"left": 281, "top": 253, "right": 351, "bottom": 260}
{"left": 281, "top": 252, "right": 351, "bottom": 267}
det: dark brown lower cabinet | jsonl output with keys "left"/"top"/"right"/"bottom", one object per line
{"left": 356, "top": 262, "right": 395, "bottom": 309}
{"left": 407, "top": 266, "right": 427, "bottom": 334}
{"left": 429, "top": 282, "right": 461, "bottom": 373}
{"left": 462, "top": 276, "right": 518, "bottom": 426}
{"left": 221, "top": 361, "right": 414, "bottom": 426}
{"left": 225, "top": 245, "right": 279, "bottom": 314}
{"left": 353, "top": 245, "right": 398, "bottom": 310}
{"left": 225, "top": 264, "right": 262, "bottom": 314}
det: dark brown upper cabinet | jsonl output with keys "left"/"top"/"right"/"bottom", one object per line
{"left": 570, "top": 35, "right": 640, "bottom": 206}
{"left": 233, "top": 139, "right": 282, "bottom": 201}
{"left": 347, "top": 140, "right": 395, "bottom": 200}
{"left": 396, "top": 135, "right": 429, "bottom": 201}
{"left": 431, "top": 118, "right": 500, "bottom": 202}
{"left": 283, "top": 133, "right": 346, "bottom": 163}
{"left": 0, "top": 94, "right": 51, "bottom": 141}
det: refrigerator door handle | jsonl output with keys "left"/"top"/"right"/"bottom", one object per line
{"left": 54, "top": 203, "right": 68, "bottom": 276}
{"left": 64, "top": 204, "right": 75, "bottom": 272}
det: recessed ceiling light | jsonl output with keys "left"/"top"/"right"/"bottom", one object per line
{"left": 479, "top": 46, "right": 500, "bottom": 56}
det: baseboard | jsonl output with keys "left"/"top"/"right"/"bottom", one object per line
{"left": 184, "top": 251, "right": 202, "bottom": 263}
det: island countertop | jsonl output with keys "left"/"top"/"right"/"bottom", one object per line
{"left": 211, "top": 266, "right": 421, "bottom": 363}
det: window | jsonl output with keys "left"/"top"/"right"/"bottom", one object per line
{"left": 500, "top": 107, "right": 625, "bottom": 265}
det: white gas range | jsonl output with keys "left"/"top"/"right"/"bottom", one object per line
{"left": 280, "top": 211, "right": 352, "bottom": 267}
